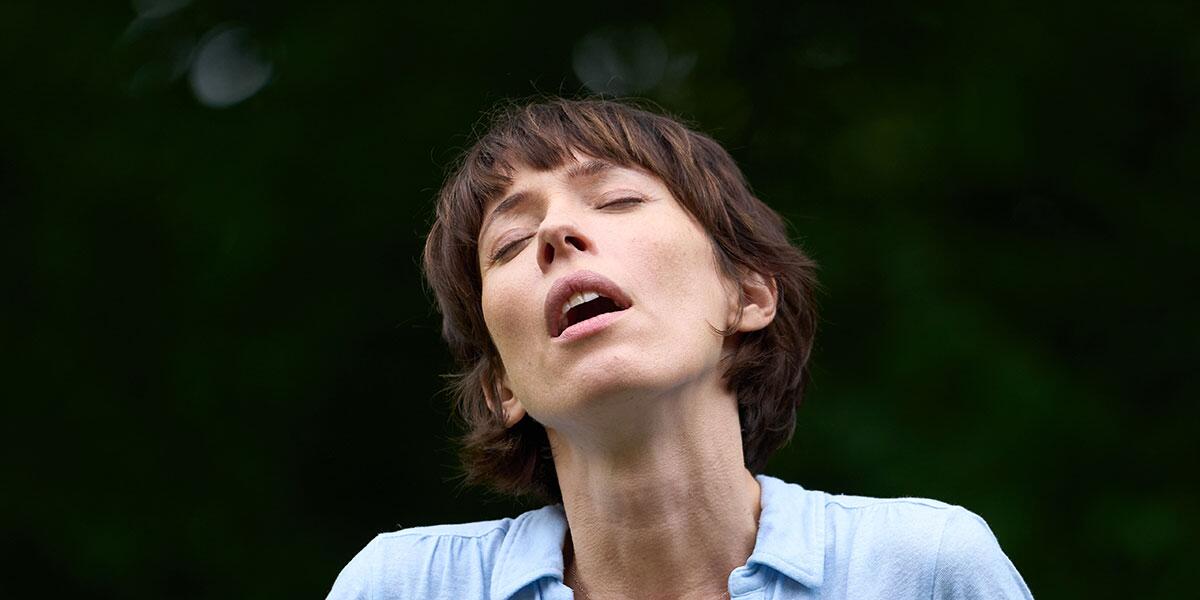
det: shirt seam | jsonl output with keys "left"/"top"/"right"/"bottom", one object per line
{"left": 927, "top": 507, "right": 955, "bottom": 600}
{"left": 375, "top": 524, "right": 509, "bottom": 541}
{"left": 367, "top": 535, "right": 381, "bottom": 600}
{"left": 824, "top": 498, "right": 955, "bottom": 511}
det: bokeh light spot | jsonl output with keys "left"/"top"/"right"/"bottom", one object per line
{"left": 188, "top": 24, "right": 273, "bottom": 109}
{"left": 573, "top": 25, "right": 669, "bottom": 95}
{"left": 130, "top": 0, "right": 192, "bottom": 20}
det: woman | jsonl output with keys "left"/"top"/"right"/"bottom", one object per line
{"left": 328, "top": 99, "right": 1033, "bottom": 599}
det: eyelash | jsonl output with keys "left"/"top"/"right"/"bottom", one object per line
{"left": 599, "top": 196, "right": 644, "bottom": 209}
{"left": 491, "top": 235, "right": 532, "bottom": 261}
{"left": 489, "top": 197, "right": 644, "bottom": 262}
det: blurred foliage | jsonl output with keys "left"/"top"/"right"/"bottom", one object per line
{"left": 2, "top": 0, "right": 1197, "bottom": 598}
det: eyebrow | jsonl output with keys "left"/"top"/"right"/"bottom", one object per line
{"left": 479, "top": 160, "right": 620, "bottom": 237}
{"left": 480, "top": 190, "right": 535, "bottom": 238}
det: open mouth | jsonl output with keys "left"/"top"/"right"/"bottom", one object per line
{"left": 560, "top": 292, "right": 628, "bottom": 336}
{"left": 545, "top": 270, "right": 633, "bottom": 338}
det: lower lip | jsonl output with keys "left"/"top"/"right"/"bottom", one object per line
{"left": 555, "top": 309, "right": 629, "bottom": 343}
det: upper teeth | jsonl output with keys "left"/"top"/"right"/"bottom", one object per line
{"left": 562, "top": 291, "right": 601, "bottom": 314}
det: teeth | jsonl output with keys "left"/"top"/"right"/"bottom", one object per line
{"left": 561, "top": 290, "right": 601, "bottom": 314}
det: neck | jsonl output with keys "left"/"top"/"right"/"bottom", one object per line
{"left": 546, "top": 376, "right": 762, "bottom": 600}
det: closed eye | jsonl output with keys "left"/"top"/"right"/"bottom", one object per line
{"left": 598, "top": 197, "right": 644, "bottom": 209}
{"left": 490, "top": 235, "right": 532, "bottom": 262}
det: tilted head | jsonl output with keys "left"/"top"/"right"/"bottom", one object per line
{"left": 423, "top": 98, "right": 819, "bottom": 502}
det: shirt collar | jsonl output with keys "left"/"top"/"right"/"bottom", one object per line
{"left": 746, "top": 474, "right": 826, "bottom": 589}
{"left": 489, "top": 474, "right": 827, "bottom": 599}
{"left": 491, "top": 503, "right": 568, "bottom": 600}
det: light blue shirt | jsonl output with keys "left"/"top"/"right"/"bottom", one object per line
{"left": 327, "top": 474, "right": 1033, "bottom": 599}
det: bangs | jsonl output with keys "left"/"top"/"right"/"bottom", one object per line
{"left": 453, "top": 100, "right": 683, "bottom": 240}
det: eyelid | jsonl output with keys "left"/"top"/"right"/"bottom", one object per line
{"left": 598, "top": 196, "right": 645, "bottom": 208}
{"left": 490, "top": 234, "right": 533, "bottom": 262}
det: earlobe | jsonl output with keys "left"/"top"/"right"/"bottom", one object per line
{"left": 737, "top": 271, "right": 778, "bottom": 333}
{"left": 483, "top": 368, "right": 527, "bottom": 428}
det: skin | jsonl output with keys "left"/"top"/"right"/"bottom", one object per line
{"left": 477, "top": 154, "right": 778, "bottom": 600}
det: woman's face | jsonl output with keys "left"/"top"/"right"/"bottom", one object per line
{"left": 477, "top": 155, "right": 739, "bottom": 432}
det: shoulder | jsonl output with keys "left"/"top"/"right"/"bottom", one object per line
{"left": 822, "top": 492, "right": 963, "bottom": 571}
{"left": 325, "top": 512, "right": 544, "bottom": 600}
{"left": 823, "top": 491, "right": 960, "bottom": 542}
{"left": 820, "top": 491, "right": 1033, "bottom": 598}
{"left": 758, "top": 476, "right": 1031, "bottom": 598}
{"left": 929, "top": 506, "right": 1035, "bottom": 598}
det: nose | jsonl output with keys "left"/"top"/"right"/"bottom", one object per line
{"left": 537, "top": 219, "right": 592, "bottom": 272}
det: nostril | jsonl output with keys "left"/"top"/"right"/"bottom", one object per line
{"left": 542, "top": 242, "right": 556, "bottom": 264}
{"left": 565, "top": 236, "right": 585, "bottom": 251}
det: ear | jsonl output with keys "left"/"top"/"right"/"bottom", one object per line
{"left": 483, "top": 365, "right": 527, "bottom": 428}
{"left": 735, "top": 270, "right": 778, "bottom": 333}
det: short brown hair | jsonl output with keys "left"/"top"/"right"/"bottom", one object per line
{"left": 423, "top": 98, "right": 818, "bottom": 502}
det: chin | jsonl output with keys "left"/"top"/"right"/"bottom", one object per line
{"left": 565, "top": 350, "right": 650, "bottom": 394}
{"left": 567, "top": 347, "right": 709, "bottom": 401}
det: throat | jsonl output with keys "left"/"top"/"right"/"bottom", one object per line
{"left": 551, "top": 436, "right": 763, "bottom": 599}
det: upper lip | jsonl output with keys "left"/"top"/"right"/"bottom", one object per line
{"left": 544, "top": 270, "right": 633, "bottom": 337}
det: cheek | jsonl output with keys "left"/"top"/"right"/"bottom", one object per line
{"left": 481, "top": 278, "right": 532, "bottom": 356}
{"left": 636, "top": 222, "right": 729, "bottom": 314}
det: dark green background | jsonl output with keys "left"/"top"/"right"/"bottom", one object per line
{"left": 3, "top": 1, "right": 1196, "bottom": 598}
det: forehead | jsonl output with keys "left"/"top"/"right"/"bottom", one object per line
{"left": 495, "top": 153, "right": 641, "bottom": 195}
{"left": 480, "top": 154, "right": 662, "bottom": 220}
